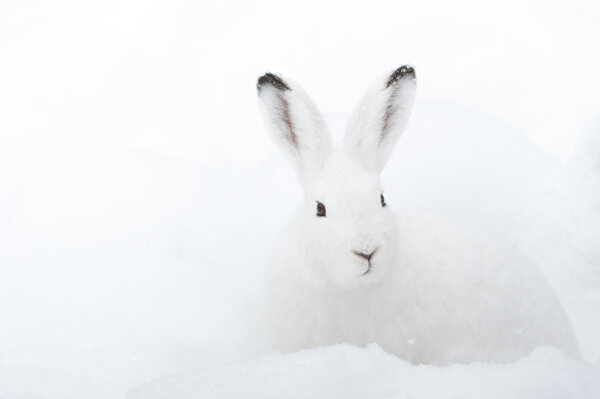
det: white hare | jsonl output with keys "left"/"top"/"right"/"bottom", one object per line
{"left": 256, "top": 66, "right": 579, "bottom": 364}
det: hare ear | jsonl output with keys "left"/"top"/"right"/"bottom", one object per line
{"left": 257, "top": 73, "right": 332, "bottom": 180}
{"left": 343, "top": 65, "right": 417, "bottom": 172}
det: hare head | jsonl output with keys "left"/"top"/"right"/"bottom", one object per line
{"left": 257, "top": 66, "right": 417, "bottom": 290}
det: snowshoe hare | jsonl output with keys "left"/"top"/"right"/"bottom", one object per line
{"left": 256, "top": 66, "right": 579, "bottom": 364}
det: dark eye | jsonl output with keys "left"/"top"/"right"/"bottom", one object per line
{"left": 316, "top": 201, "right": 326, "bottom": 217}
{"left": 381, "top": 193, "right": 386, "bottom": 207}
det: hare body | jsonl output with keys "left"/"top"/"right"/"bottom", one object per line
{"left": 266, "top": 199, "right": 579, "bottom": 364}
{"left": 257, "top": 67, "right": 579, "bottom": 364}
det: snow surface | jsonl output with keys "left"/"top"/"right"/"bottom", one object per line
{"left": 128, "top": 345, "right": 600, "bottom": 399}
{"left": 1, "top": 0, "right": 600, "bottom": 398}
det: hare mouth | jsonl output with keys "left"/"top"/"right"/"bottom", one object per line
{"left": 361, "top": 264, "right": 371, "bottom": 275}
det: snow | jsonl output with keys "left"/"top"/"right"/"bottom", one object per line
{"left": 128, "top": 345, "right": 600, "bottom": 399}
{"left": 1, "top": 0, "right": 600, "bottom": 398}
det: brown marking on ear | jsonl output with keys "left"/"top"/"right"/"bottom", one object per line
{"left": 381, "top": 90, "right": 399, "bottom": 141}
{"left": 257, "top": 72, "right": 297, "bottom": 146}
{"left": 381, "top": 65, "right": 415, "bottom": 142}
{"left": 278, "top": 93, "right": 298, "bottom": 146}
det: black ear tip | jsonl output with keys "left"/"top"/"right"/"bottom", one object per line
{"left": 257, "top": 72, "right": 291, "bottom": 92}
{"left": 386, "top": 65, "right": 416, "bottom": 88}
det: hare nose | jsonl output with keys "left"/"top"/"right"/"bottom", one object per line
{"left": 353, "top": 250, "right": 376, "bottom": 261}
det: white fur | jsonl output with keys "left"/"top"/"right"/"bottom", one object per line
{"left": 257, "top": 67, "right": 580, "bottom": 364}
